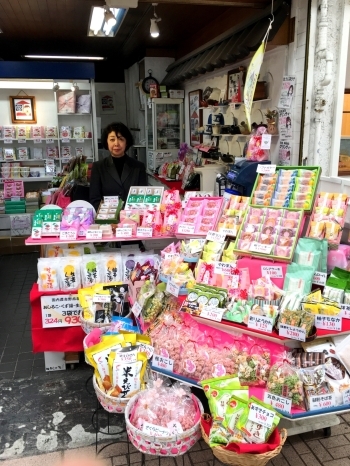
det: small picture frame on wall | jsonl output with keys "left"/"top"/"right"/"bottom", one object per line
{"left": 227, "top": 68, "right": 245, "bottom": 103}
{"left": 9, "top": 95, "right": 37, "bottom": 124}
{"left": 99, "top": 91, "right": 116, "bottom": 114}
{"left": 189, "top": 89, "right": 202, "bottom": 147}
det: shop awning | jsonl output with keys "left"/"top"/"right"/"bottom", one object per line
{"left": 162, "top": 0, "right": 291, "bottom": 86}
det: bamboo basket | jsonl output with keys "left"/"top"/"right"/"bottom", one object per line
{"left": 200, "top": 415, "right": 287, "bottom": 466}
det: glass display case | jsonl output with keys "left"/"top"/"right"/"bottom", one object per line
{"left": 145, "top": 98, "right": 184, "bottom": 172}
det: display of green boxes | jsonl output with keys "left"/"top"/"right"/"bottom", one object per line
{"left": 250, "top": 166, "right": 321, "bottom": 215}
{"left": 5, "top": 200, "right": 26, "bottom": 214}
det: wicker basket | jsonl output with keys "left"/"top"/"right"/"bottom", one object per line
{"left": 80, "top": 310, "right": 111, "bottom": 335}
{"left": 93, "top": 375, "right": 131, "bottom": 414}
{"left": 200, "top": 416, "right": 287, "bottom": 466}
{"left": 125, "top": 392, "right": 204, "bottom": 456}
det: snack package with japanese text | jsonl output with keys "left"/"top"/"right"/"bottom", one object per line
{"left": 267, "top": 360, "right": 306, "bottom": 410}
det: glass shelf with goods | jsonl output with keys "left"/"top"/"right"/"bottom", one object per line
{"left": 199, "top": 99, "right": 271, "bottom": 111}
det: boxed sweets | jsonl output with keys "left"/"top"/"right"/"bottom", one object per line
{"left": 76, "top": 94, "right": 91, "bottom": 114}
{"left": 73, "top": 126, "right": 85, "bottom": 139}
{"left": 216, "top": 194, "right": 249, "bottom": 236}
{"left": 75, "top": 147, "right": 84, "bottom": 157}
{"left": 3, "top": 126, "right": 15, "bottom": 139}
{"left": 125, "top": 186, "right": 164, "bottom": 210}
{"left": 17, "top": 147, "right": 29, "bottom": 160}
{"left": 16, "top": 125, "right": 30, "bottom": 139}
{"left": 95, "top": 198, "right": 123, "bottom": 224}
{"left": 46, "top": 146, "right": 59, "bottom": 159}
{"left": 60, "top": 126, "right": 73, "bottom": 139}
{"left": 233, "top": 206, "right": 303, "bottom": 262}
{"left": 251, "top": 167, "right": 321, "bottom": 214}
{"left": 61, "top": 146, "right": 72, "bottom": 160}
{"left": 4, "top": 148, "right": 16, "bottom": 161}
{"left": 30, "top": 126, "right": 45, "bottom": 139}
{"left": 45, "top": 126, "right": 58, "bottom": 138}
{"left": 306, "top": 192, "right": 348, "bottom": 247}
{"left": 176, "top": 197, "right": 223, "bottom": 236}
{"left": 57, "top": 90, "right": 76, "bottom": 114}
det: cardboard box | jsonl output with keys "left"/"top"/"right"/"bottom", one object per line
{"left": 169, "top": 89, "right": 184, "bottom": 99}
{"left": 10, "top": 213, "right": 32, "bottom": 236}
{"left": 44, "top": 352, "right": 66, "bottom": 372}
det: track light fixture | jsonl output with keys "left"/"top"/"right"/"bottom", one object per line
{"left": 52, "top": 82, "right": 60, "bottom": 92}
{"left": 71, "top": 82, "right": 79, "bottom": 92}
{"left": 150, "top": 3, "right": 161, "bottom": 38}
{"left": 104, "top": 6, "right": 117, "bottom": 28}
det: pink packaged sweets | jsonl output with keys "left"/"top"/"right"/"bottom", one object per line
{"left": 30, "top": 126, "right": 45, "bottom": 138}
{"left": 161, "top": 189, "right": 181, "bottom": 208}
{"left": 57, "top": 90, "right": 76, "bottom": 114}
{"left": 162, "top": 207, "right": 180, "bottom": 236}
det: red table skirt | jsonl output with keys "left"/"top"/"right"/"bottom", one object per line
{"left": 152, "top": 174, "right": 185, "bottom": 195}
{"left": 30, "top": 283, "right": 85, "bottom": 353}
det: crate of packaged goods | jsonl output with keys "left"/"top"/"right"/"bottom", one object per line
{"left": 176, "top": 197, "right": 224, "bottom": 237}
{"left": 305, "top": 192, "right": 348, "bottom": 249}
{"left": 124, "top": 186, "right": 164, "bottom": 211}
{"left": 216, "top": 193, "right": 250, "bottom": 237}
{"left": 95, "top": 199, "right": 123, "bottom": 225}
{"left": 250, "top": 166, "right": 321, "bottom": 215}
{"left": 169, "top": 90, "right": 184, "bottom": 99}
{"left": 233, "top": 206, "right": 304, "bottom": 262}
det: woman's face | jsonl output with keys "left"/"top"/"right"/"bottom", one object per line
{"left": 107, "top": 131, "right": 126, "bottom": 158}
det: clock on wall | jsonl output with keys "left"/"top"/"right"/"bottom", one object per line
{"left": 142, "top": 69, "right": 159, "bottom": 94}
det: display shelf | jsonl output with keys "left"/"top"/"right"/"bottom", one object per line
{"left": 0, "top": 176, "right": 53, "bottom": 183}
{"left": 199, "top": 99, "right": 271, "bottom": 110}
{"left": 25, "top": 234, "right": 176, "bottom": 246}
{"left": 57, "top": 113, "right": 91, "bottom": 116}
{"left": 59, "top": 138, "right": 92, "bottom": 141}
{"left": 0, "top": 138, "right": 59, "bottom": 141}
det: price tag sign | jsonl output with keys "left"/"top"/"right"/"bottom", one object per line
{"left": 104, "top": 196, "right": 120, "bottom": 203}
{"left": 152, "top": 354, "right": 174, "bottom": 372}
{"left": 76, "top": 138, "right": 84, "bottom": 143}
{"left": 18, "top": 138, "right": 26, "bottom": 143}
{"left": 279, "top": 323, "right": 306, "bottom": 341}
{"left": 261, "top": 134, "right": 272, "bottom": 149}
{"left": 131, "top": 301, "right": 142, "bottom": 318}
{"left": 41, "top": 295, "right": 82, "bottom": 328}
{"left": 177, "top": 223, "right": 195, "bottom": 235}
{"left": 142, "top": 421, "right": 170, "bottom": 438}
{"left": 60, "top": 230, "right": 77, "bottom": 241}
{"left": 315, "top": 315, "right": 342, "bottom": 331}
{"left": 86, "top": 229, "right": 103, "bottom": 240}
{"left": 343, "top": 388, "right": 350, "bottom": 405}
{"left": 46, "top": 138, "right": 54, "bottom": 144}
{"left": 4, "top": 138, "right": 12, "bottom": 144}
{"left": 248, "top": 314, "right": 273, "bottom": 333}
{"left": 166, "top": 279, "right": 180, "bottom": 297}
{"left": 62, "top": 138, "right": 70, "bottom": 143}
{"left": 264, "top": 392, "right": 292, "bottom": 414}
{"left": 34, "top": 138, "right": 42, "bottom": 143}
{"left": 248, "top": 402, "right": 275, "bottom": 429}
{"left": 11, "top": 196, "right": 21, "bottom": 201}
{"left": 218, "top": 228, "right": 236, "bottom": 237}
{"left": 250, "top": 241, "right": 273, "bottom": 254}
{"left": 136, "top": 227, "right": 153, "bottom": 238}
{"left": 200, "top": 306, "right": 225, "bottom": 322}
{"left": 341, "top": 303, "right": 350, "bottom": 319}
{"left": 206, "top": 230, "right": 226, "bottom": 243}
{"left": 261, "top": 265, "right": 283, "bottom": 279}
{"left": 214, "top": 261, "right": 237, "bottom": 276}
{"left": 93, "top": 294, "right": 111, "bottom": 303}
{"left": 115, "top": 228, "right": 133, "bottom": 238}
{"left": 312, "top": 271, "right": 327, "bottom": 286}
{"left": 309, "top": 394, "right": 335, "bottom": 411}
{"left": 256, "top": 164, "right": 276, "bottom": 175}
{"left": 164, "top": 252, "right": 180, "bottom": 260}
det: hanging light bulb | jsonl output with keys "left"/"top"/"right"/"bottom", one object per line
{"left": 150, "top": 3, "right": 161, "bottom": 38}
{"left": 52, "top": 82, "right": 60, "bottom": 92}
{"left": 71, "top": 82, "right": 79, "bottom": 91}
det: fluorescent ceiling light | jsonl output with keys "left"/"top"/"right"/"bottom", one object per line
{"left": 88, "top": 6, "right": 127, "bottom": 37}
{"left": 24, "top": 55, "right": 105, "bottom": 60}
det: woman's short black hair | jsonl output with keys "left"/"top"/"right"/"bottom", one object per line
{"left": 101, "top": 122, "right": 134, "bottom": 151}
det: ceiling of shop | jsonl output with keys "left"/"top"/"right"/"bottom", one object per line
{"left": 0, "top": 0, "right": 279, "bottom": 82}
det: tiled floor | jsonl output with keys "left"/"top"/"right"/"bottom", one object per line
{"left": 3, "top": 252, "right": 350, "bottom": 466}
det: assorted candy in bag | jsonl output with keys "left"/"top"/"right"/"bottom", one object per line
{"left": 267, "top": 361, "right": 306, "bottom": 410}
{"left": 237, "top": 342, "right": 271, "bottom": 387}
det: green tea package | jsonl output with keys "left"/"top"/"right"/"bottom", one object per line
{"left": 323, "top": 277, "right": 346, "bottom": 302}
{"left": 236, "top": 396, "right": 281, "bottom": 444}
{"left": 283, "top": 263, "right": 316, "bottom": 296}
{"left": 222, "top": 395, "right": 248, "bottom": 443}
{"left": 294, "top": 238, "right": 323, "bottom": 271}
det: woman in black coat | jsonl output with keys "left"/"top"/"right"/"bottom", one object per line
{"left": 89, "top": 122, "right": 147, "bottom": 211}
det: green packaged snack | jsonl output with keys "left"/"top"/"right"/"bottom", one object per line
{"left": 224, "top": 299, "right": 252, "bottom": 324}
{"left": 201, "top": 375, "right": 244, "bottom": 392}
{"left": 209, "top": 421, "right": 229, "bottom": 447}
{"left": 222, "top": 395, "right": 248, "bottom": 443}
{"left": 330, "top": 267, "right": 350, "bottom": 281}
{"left": 294, "top": 239, "right": 322, "bottom": 270}
{"left": 236, "top": 396, "right": 281, "bottom": 444}
{"left": 283, "top": 263, "right": 316, "bottom": 295}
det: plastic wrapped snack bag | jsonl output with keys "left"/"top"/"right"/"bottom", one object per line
{"left": 58, "top": 257, "right": 82, "bottom": 291}
{"left": 81, "top": 254, "right": 103, "bottom": 287}
{"left": 37, "top": 258, "right": 60, "bottom": 291}
{"left": 267, "top": 360, "right": 306, "bottom": 410}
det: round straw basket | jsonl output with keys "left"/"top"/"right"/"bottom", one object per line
{"left": 125, "top": 392, "right": 204, "bottom": 457}
{"left": 200, "top": 416, "right": 287, "bottom": 466}
{"left": 80, "top": 310, "right": 111, "bottom": 335}
{"left": 93, "top": 375, "right": 130, "bottom": 414}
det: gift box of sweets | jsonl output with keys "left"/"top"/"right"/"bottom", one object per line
{"left": 250, "top": 166, "right": 321, "bottom": 215}
{"left": 176, "top": 197, "right": 224, "bottom": 237}
{"left": 125, "top": 186, "right": 164, "bottom": 211}
{"left": 305, "top": 192, "right": 348, "bottom": 248}
{"left": 216, "top": 194, "right": 250, "bottom": 237}
{"left": 95, "top": 198, "right": 123, "bottom": 225}
{"left": 233, "top": 206, "right": 304, "bottom": 262}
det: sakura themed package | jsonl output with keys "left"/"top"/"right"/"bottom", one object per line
{"left": 30, "top": 126, "right": 45, "bottom": 139}
{"left": 176, "top": 197, "right": 223, "bottom": 236}
{"left": 57, "top": 90, "right": 76, "bottom": 114}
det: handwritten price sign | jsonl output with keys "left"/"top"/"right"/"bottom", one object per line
{"left": 41, "top": 295, "right": 82, "bottom": 328}
{"left": 214, "top": 261, "right": 237, "bottom": 277}
{"left": 166, "top": 279, "right": 180, "bottom": 297}
{"left": 206, "top": 230, "right": 226, "bottom": 243}
{"left": 261, "top": 265, "right": 283, "bottom": 279}
{"left": 86, "top": 229, "right": 103, "bottom": 240}
{"left": 309, "top": 394, "right": 335, "bottom": 411}
{"left": 341, "top": 303, "right": 350, "bottom": 319}
{"left": 312, "top": 271, "right": 327, "bottom": 286}
{"left": 177, "top": 223, "right": 195, "bottom": 235}
{"left": 256, "top": 164, "right": 276, "bottom": 175}
{"left": 136, "top": 227, "right": 153, "bottom": 238}
{"left": 248, "top": 314, "right": 273, "bottom": 333}
{"left": 60, "top": 230, "right": 77, "bottom": 241}
{"left": 152, "top": 354, "right": 174, "bottom": 372}
{"left": 200, "top": 306, "right": 224, "bottom": 322}
{"left": 264, "top": 392, "right": 292, "bottom": 414}
{"left": 249, "top": 242, "right": 273, "bottom": 254}
{"left": 115, "top": 228, "right": 133, "bottom": 238}
{"left": 248, "top": 403, "right": 275, "bottom": 429}
{"left": 315, "top": 315, "right": 342, "bottom": 331}
{"left": 279, "top": 324, "right": 306, "bottom": 341}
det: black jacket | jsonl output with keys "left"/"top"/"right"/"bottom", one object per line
{"left": 89, "top": 154, "right": 147, "bottom": 210}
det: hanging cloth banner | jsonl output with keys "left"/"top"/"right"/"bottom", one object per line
{"left": 244, "top": 15, "right": 273, "bottom": 132}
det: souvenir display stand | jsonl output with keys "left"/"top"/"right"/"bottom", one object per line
{"left": 25, "top": 170, "right": 350, "bottom": 451}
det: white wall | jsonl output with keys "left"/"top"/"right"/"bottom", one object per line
{"left": 94, "top": 82, "right": 127, "bottom": 137}
{"left": 183, "top": 46, "right": 289, "bottom": 164}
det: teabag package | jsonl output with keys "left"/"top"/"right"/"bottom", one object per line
{"left": 294, "top": 238, "right": 328, "bottom": 273}
{"left": 283, "top": 263, "right": 316, "bottom": 296}
{"left": 37, "top": 258, "right": 60, "bottom": 291}
{"left": 58, "top": 257, "right": 82, "bottom": 291}
{"left": 81, "top": 254, "right": 103, "bottom": 287}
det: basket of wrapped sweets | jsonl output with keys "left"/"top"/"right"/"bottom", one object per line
{"left": 125, "top": 377, "right": 204, "bottom": 456}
